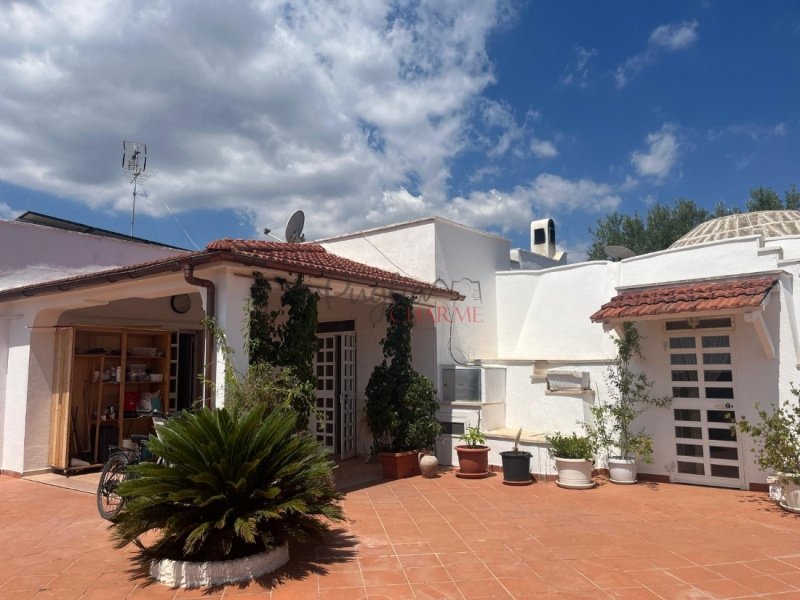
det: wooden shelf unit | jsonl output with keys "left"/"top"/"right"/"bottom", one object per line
{"left": 49, "top": 326, "right": 170, "bottom": 471}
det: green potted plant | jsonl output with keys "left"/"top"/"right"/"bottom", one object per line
{"left": 735, "top": 389, "right": 800, "bottom": 511}
{"left": 586, "top": 322, "right": 671, "bottom": 484}
{"left": 546, "top": 431, "right": 595, "bottom": 489}
{"left": 111, "top": 405, "right": 343, "bottom": 587}
{"left": 365, "top": 295, "right": 441, "bottom": 479}
{"left": 500, "top": 428, "right": 532, "bottom": 485}
{"left": 456, "top": 424, "right": 490, "bottom": 478}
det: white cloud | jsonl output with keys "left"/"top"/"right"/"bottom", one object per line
{"left": 444, "top": 173, "right": 622, "bottom": 232}
{"left": 0, "top": 1, "right": 515, "bottom": 238}
{"left": 708, "top": 122, "right": 789, "bottom": 141}
{"left": 0, "top": 202, "right": 17, "bottom": 220}
{"left": 615, "top": 20, "right": 699, "bottom": 88}
{"left": 530, "top": 138, "right": 558, "bottom": 159}
{"left": 560, "top": 46, "right": 597, "bottom": 89}
{"left": 649, "top": 21, "right": 699, "bottom": 50}
{"left": 630, "top": 123, "right": 681, "bottom": 180}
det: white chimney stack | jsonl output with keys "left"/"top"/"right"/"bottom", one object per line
{"left": 531, "top": 218, "right": 557, "bottom": 258}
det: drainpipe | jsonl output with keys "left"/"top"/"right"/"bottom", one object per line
{"left": 183, "top": 264, "right": 216, "bottom": 409}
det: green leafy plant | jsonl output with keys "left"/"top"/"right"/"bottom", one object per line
{"left": 586, "top": 322, "right": 670, "bottom": 463}
{"left": 111, "top": 405, "right": 343, "bottom": 562}
{"left": 546, "top": 432, "right": 594, "bottom": 461}
{"left": 365, "top": 295, "right": 441, "bottom": 453}
{"left": 459, "top": 425, "right": 487, "bottom": 448}
{"left": 735, "top": 388, "right": 800, "bottom": 484}
{"left": 207, "top": 318, "right": 316, "bottom": 431}
{"left": 248, "top": 272, "right": 319, "bottom": 389}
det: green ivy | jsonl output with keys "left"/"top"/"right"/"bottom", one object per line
{"left": 365, "top": 294, "right": 440, "bottom": 453}
{"left": 248, "top": 272, "right": 318, "bottom": 381}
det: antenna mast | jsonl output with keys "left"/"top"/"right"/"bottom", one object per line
{"left": 121, "top": 140, "right": 149, "bottom": 235}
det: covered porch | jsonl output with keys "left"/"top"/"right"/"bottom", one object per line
{"left": 0, "top": 240, "right": 459, "bottom": 476}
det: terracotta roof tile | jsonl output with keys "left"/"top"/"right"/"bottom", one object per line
{"left": 590, "top": 276, "right": 778, "bottom": 322}
{"left": 206, "top": 239, "right": 454, "bottom": 297}
{"left": 0, "top": 239, "right": 460, "bottom": 302}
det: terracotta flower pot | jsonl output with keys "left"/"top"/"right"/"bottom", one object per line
{"left": 379, "top": 450, "right": 421, "bottom": 479}
{"left": 456, "top": 445, "right": 490, "bottom": 479}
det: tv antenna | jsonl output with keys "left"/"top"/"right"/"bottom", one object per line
{"left": 122, "top": 140, "right": 149, "bottom": 235}
{"left": 263, "top": 209, "right": 306, "bottom": 243}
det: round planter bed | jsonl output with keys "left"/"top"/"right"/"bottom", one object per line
{"left": 150, "top": 541, "right": 289, "bottom": 588}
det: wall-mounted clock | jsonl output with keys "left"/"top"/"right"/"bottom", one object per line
{"left": 170, "top": 294, "right": 191, "bottom": 314}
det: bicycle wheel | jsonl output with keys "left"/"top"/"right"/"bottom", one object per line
{"left": 97, "top": 452, "right": 129, "bottom": 520}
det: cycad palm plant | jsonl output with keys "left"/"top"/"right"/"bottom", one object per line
{"left": 112, "top": 405, "right": 343, "bottom": 562}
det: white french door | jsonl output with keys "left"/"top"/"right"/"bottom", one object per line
{"left": 311, "top": 330, "right": 357, "bottom": 457}
{"left": 313, "top": 334, "right": 337, "bottom": 451}
{"left": 669, "top": 330, "right": 743, "bottom": 488}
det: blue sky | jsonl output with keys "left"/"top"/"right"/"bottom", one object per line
{"left": 0, "top": 1, "right": 798, "bottom": 259}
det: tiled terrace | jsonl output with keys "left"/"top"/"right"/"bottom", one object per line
{"left": 2, "top": 471, "right": 800, "bottom": 599}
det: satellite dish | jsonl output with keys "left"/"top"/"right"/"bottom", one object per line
{"left": 284, "top": 210, "right": 305, "bottom": 243}
{"left": 604, "top": 245, "right": 636, "bottom": 260}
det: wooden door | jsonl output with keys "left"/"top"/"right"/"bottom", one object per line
{"left": 49, "top": 327, "right": 75, "bottom": 469}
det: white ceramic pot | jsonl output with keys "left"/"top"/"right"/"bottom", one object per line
{"left": 780, "top": 474, "right": 800, "bottom": 511}
{"left": 767, "top": 475, "right": 782, "bottom": 502}
{"left": 554, "top": 457, "right": 595, "bottom": 489}
{"left": 608, "top": 457, "right": 638, "bottom": 484}
{"left": 419, "top": 452, "right": 439, "bottom": 478}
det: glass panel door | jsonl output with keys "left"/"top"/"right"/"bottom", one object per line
{"left": 669, "top": 333, "right": 742, "bottom": 488}
{"left": 312, "top": 334, "right": 337, "bottom": 451}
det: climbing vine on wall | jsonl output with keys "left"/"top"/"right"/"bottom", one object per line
{"left": 248, "top": 271, "right": 319, "bottom": 383}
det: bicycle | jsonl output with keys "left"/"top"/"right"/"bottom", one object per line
{"left": 96, "top": 413, "right": 166, "bottom": 520}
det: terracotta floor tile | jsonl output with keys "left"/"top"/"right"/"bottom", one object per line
{"left": 445, "top": 563, "right": 493, "bottom": 581}
{"left": 437, "top": 552, "right": 482, "bottom": 567}
{"left": 360, "top": 569, "right": 408, "bottom": 587}
{"left": 737, "top": 574, "right": 797, "bottom": 594}
{"left": 316, "top": 570, "right": 363, "bottom": 589}
{"left": 607, "top": 588, "right": 664, "bottom": 599}
{"left": 358, "top": 555, "right": 402, "bottom": 571}
{"left": 646, "top": 583, "right": 711, "bottom": 600}
{"left": 404, "top": 565, "right": 452, "bottom": 583}
{"left": 628, "top": 570, "right": 682, "bottom": 587}
{"left": 2, "top": 469, "right": 800, "bottom": 600}
{"left": 745, "top": 559, "right": 799, "bottom": 575}
{"left": 455, "top": 579, "right": 513, "bottom": 599}
{"left": 398, "top": 553, "right": 439, "bottom": 568}
{"left": 317, "top": 587, "right": 367, "bottom": 600}
{"left": 670, "top": 566, "right": 726, "bottom": 585}
{"left": 411, "top": 581, "right": 464, "bottom": 599}
{"left": 365, "top": 583, "right": 415, "bottom": 599}
{"left": 693, "top": 578, "right": 755, "bottom": 598}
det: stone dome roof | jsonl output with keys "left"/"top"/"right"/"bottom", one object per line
{"left": 670, "top": 210, "right": 800, "bottom": 248}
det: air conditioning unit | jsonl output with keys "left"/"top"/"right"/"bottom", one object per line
{"left": 441, "top": 366, "right": 506, "bottom": 403}
{"left": 546, "top": 370, "right": 590, "bottom": 391}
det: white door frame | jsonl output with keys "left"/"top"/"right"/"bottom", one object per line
{"left": 312, "top": 322, "right": 357, "bottom": 458}
{"left": 668, "top": 325, "right": 745, "bottom": 488}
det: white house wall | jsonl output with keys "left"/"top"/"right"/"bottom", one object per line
{"left": 496, "top": 262, "right": 619, "bottom": 361}
{"left": 433, "top": 220, "right": 510, "bottom": 366}
{"left": 619, "top": 236, "right": 776, "bottom": 288}
{"left": 319, "top": 220, "right": 438, "bottom": 282}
